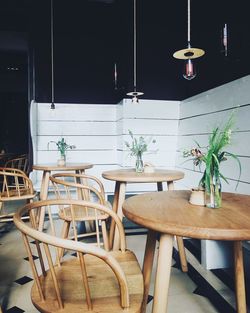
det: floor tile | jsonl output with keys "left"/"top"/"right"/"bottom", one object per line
{"left": 14, "top": 276, "right": 33, "bottom": 286}
{"left": 6, "top": 306, "right": 25, "bottom": 313}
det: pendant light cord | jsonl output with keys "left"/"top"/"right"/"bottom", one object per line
{"left": 187, "top": 0, "right": 190, "bottom": 43}
{"left": 51, "top": 0, "right": 55, "bottom": 106}
{"left": 133, "top": 0, "right": 137, "bottom": 90}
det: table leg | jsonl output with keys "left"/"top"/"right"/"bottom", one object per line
{"left": 157, "top": 182, "right": 163, "bottom": 192}
{"left": 109, "top": 181, "right": 120, "bottom": 247}
{"left": 167, "top": 180, "right": 188, "bottom": 273}
{"left": 167, "top": 181, "right": 174, "bottom": 190}
{"left": 233, "top": 241, "right": 247, "bottom": 313}
{"left": 38, "top": 170, "right": 51, "bottom": 231}
{"left": 152, "top": 233, "right": 173, "bottom": 313}
{"left": 141, "top": 230, "right": 157, "bottom": 313}
{"left": 112, "top": 182, "right": 126, "bottom": 250}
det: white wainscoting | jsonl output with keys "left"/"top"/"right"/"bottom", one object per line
{"left": 117, "top": 99, "right": 180, "bottom": 193}
{"left": 31, "top": 99, "right": 180, "bottom": 194}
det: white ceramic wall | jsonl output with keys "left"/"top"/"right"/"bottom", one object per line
{"left": 118, "top": 99, "right": 180, "bottom": 193}
{"left": 30, "top": 99, "right": 180, "bottom": 194}
{"left": 176, "top": 75, "right": 250, "bottom": 269}
{"left": 176, "top": 75, "right": 250, "bottom": 195}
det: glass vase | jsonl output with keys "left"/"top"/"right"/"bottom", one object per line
{"left": 205, "top": 175, "right": 222, "bottom": 208}
{"left": 57, "top": 153, "right": 66, "bottom": 166}
{"left": 135, "top": 153, "right": 143, "bottom": 173}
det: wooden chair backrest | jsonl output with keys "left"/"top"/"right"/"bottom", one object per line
{"left": 5, "top": 154, "right": 29, "bottom": 176}
{"left": 13, "top": 199, "right": 129, "bottom": 311}
{"left": 0, "top": 167, "right": 34, "bottom": 201}
{"left": 49, "top": 173, "right": 110, "bottom": 249}
{"left": 50, "top": 173, "right": 106, "bottom": 204}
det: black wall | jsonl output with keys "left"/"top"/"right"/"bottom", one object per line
{"left": 1, "top": 0, "right": 250, "bottom": 104}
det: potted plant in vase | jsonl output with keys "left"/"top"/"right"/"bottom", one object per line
{"left": 183, "top": 112, "right": 241, "bottom": 208}
{"left": 48, "top": 138, "right": 76, "bottom": 166}
{"left": 125, "top": 130, "right": 156, "bottom": 173}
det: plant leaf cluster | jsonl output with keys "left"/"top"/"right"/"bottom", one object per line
{"left": 125, "top": 129, "right": 156, "bottom": 157}
{"left": 48, "top": 138, "right": 76, "bottom": 156}
{"left": 183, "top": 112, "right": 241, "bottom": 191}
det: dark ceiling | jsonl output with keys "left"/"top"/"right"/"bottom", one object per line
{"left": 0, "top": 0, "right": 250, "bottom": 103}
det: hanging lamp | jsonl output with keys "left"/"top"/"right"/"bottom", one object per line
{"left": 126, "top": 0, "right": 144, "bottom": 103}
{"left": 50, "top": 0, "right": 55, "bottom": 110}
{"left": 222, "top": 23, "right": 228, "bottom": 56}
{"left": 173, "top": 0, "right": 205, "bottom": 80}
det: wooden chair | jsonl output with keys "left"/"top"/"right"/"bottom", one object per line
{"left": 0, "top": 168, "right": 37, "bottom": 222}
{"left": 50, "top": 173, "right": 111, "bottom": 251}
{"left": 14, "top": 199, "right": 144, "bottom": 313}
{"left": 4, "top": 154, "right": 30, "bottom": 176}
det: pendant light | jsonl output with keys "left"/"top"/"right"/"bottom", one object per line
{"left": 126, "top": 0, "right": 144, "bottom": 103}
{"left": 50, "top": 0, "right": 55, "bottom": 110}
{"left": 173, "top": 0, "right": 205, "bottom": 80}
{"left": 222, "top": 23, "right": 228, "bottom": 56}
{"left": 114, "top": 62, "right": 118, "bottom": 90}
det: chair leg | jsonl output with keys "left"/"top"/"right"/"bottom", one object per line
{"left": 0, "top": 202, "right": 3, "bottom": 223}
{"left": 101, "top": 220, "right": 110, "bottom": 251}
{"left": 141, "top": 230, "right": 157, "bottom": 313}
{"left": 176, "top": 236, "right": 188, "bottom": 272}
{"left": 59, "top": 221, "right": 70, "bottom": 260}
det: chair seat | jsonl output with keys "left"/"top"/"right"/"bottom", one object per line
{"left": 31, "top": 250, "right": 143, "bottom": 313}
{"left": 0, "top": 189, "right": 36, "bottom": 202}
{"left": 58, "top": 201, "right": 111, "bottom": 222}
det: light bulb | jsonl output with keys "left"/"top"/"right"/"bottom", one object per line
{"left": 183, "top": 59, "right": 197, "bottom": 80}
{"left": 132, "top": 96, "right": 139, "bottom": 103}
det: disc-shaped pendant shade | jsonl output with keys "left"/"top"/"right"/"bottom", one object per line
{"left": 126, "top": 91, "right": 144, "bottom": 97}
{"left": 173, "top": 47, "right": 205, "bottom": 60}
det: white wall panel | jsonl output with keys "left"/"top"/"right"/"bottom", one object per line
{"left": 123, "top": 99, "right": 180, "bottom": 119}
{"left": 179, "top": 109, "right": 242, "bottom": 136}
{"left": 122, "top": 151, "right": 176, "bottom": 168}
{"left": 180, "top": 76, "right": 250, "bottom": 119}
{"left": 38, "top": 121, "right": 116, "bottom": 136}
{"left": 178, "top": 132, "right": 250, "bottom": 157}
{"left": 37, "top": 150, "right": 116, "bottom": 165}
{"left": 123, "top": 119, "right": 179, "bottom": 135}
{"left": 38, "top": 103, "right": 117, "bottom": 121}
{"left": 38, "top": 135, "right": 116, "bottom": 151}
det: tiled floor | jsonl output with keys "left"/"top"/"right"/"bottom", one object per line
{"left": 1, "top": 190, "right": 249, "bottom": 313}
{"left": 0, "top": 207, "right": 241, "bottom": 313}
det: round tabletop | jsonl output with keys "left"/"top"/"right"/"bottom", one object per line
{"left": 102, "top": 169, "right": 184, "bottom": 183}
{"left": 33, "top": 163, "right": 93, "bottom": 171}
{"left": 122, "top": 190, "right": 250, "bottom": 241}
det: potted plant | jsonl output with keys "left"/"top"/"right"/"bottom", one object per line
{"left": 125, "top": 129, "right": 156, "bottom": 172}
{"left": 48, "top": 138, "right": 76, "bottom": 166}
{"left": 183, "top": 112, "right": 241, "bottom": 208}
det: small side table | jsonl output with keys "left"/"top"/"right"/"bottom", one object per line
{"left": 33, "top": 162, "right": 93, "bottom": 230}
{"left": 102, "top": 168, "right": 187, "bottom": 272}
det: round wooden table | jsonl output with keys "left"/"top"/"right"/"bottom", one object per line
{"left": 102, "top": 168, "right": 186, "bottom": 268}
{"left": 33, "top": 163, "right": 93, "bottom": 230}
{"left": 123, "top": 190, "right": 250, "bottom": 313}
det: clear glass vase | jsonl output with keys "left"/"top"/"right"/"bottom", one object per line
{"left": 57, "top": 153, "right": 66, "bottom": 166}
{"left": 135, "top": 153, "right": 143, "bottom": 173}
{"left": 205, "top": 175, "right": 222, "bottom": 208}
